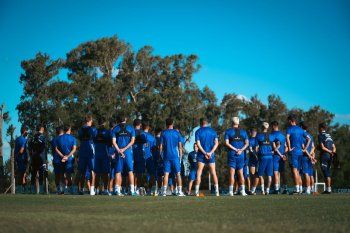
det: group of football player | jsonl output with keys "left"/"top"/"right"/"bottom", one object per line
{"left": 14, "top": 114, "right": 336, "bottom": 196}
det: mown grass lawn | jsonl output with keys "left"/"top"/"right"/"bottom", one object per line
{"left": 0, "top": 194, "right": 349, "bottom": 233}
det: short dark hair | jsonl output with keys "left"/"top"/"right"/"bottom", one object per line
{"left": 271, "top": 121, "right": 279, "bottom": 127}
{"left": 97, "top": 117, "right": 106, "bottom": 126}
{"left": 64, "top": 124, "right": 71, "bottom": 133}
{"left": 142, "top": 120, "right": 150, "bottom": 129}
{"left": 109, "top": 120, "right": 116, "bottom": 129}
{"left": 133, "top": 119, "right": 142, "bottom": 127}
{"left": 20, "top": 125, "right": 28, "bottom": 134}
{"left": 36, "top": 124, "right": 45, "bottom": 132}
{"left": 288, "top": 114, "right": 297, "bottom": 122}
{"left": 155, "top": 127, "right": 162, "bottom": 135}
{"left": 200, "top": 118, "right": 208, "bottom": 126}
{"left": 166, "top": 118, "right": 174, "bottom": 127}
{"left": 116, "top": 115, "right": 127, "bottom": 123}
{"left": 56, "top": 126, "right": 64, "bottom": 135}
{"left": 85, "top": 115, "right": 93, "bottom": 123}
{"left": 319, "top": 122, "right": 327, "bottom": 130}
{"left": 299, "top": 121, "right": 308, "bottom": 130}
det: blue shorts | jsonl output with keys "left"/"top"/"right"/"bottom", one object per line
{"left": 273, "top": 155, "right": 285, "bottom": 172}
{"left": 78, "top": 156, "right": 94, "bottom": 173}
{"left": 115, "top": 152, "right": 133, "bottom": 173}
{"left": 228, "top": 154, "right": 245, "bottom": 170}
{"left": 258, "top": 156, "right": 273, "bottom": 177}
{"left": 289, "top": 153, "right": 302, "bottom": 170}
{"left": 189, "top": 169, "right": 197, "bottom": 181}
{"left": 197, "top": 153, "right": 215, "bottom": 164}
{"left": 54, "top": 157, "right": 75, "bottom": 174}
{"left": 164, "top": 159, "right": 181, "bottom": 174}
{"left": 301, "top": 156, "right": 313, "bottom": 176}
{"left": 94, "top": 155, "right": 110, "bottom": 174}
{"left": 321, "top": 154, "right": 331, "bottom": 178}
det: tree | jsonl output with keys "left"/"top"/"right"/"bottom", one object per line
{"left": 0, "top": 103, "right": 10, "bottom": 192}
{"left": 6, "top": 124, "right": 15, "bottom": 194}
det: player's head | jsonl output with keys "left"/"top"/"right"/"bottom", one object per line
{"left": 36, "top": 124, "right": 45, "bottom": 133}
{"left": 116, "top": 114, "right": 127, "bottom": 124}
{"left": 155, "top": 127, "right": 162, "bottom": 136}
{"left": 142, "top": 120, "right": 150, "bottom": 131}
{"left": 262, "top": 122, "right": 269, "bottom": 130}
{"left": 193, "top": 142, "right": 198, "bottom": 151}
{"left": 166, "top": 118, "right": 174, "bottom": 128}
{"left": 287, "top": 114, "right": 297, "bottom": 125}
{"left": 232, "top": 117, "right": 240, "bottom": 126}
{"left": 20, "top": 125, "right": 28, "bottom": 136}
{"left": 64, "top": 124, "right": 72, "bottom": 134}
{"left": 271, "top": 121, "right": 279, "bottom": 131}
{"left": 97, "top": 117, "right": 106, "bottom": 128}
{"left": 299, "top": 121, "right": 308, "bottom": 131}
{"left": 109, "top": 120, "right": 116, "bottom": 129}
{"left": 133, "top": 119, "right": 142, "bottom": 128}
{"left": 56, "top": 126, "right": 64, "bottom": 135}
{"left": 319, "top": 122, "right": 327, "bottom": 132}
{"left": 250, "top": 128, "right": 257, "bottom": 137}
{"left": 200, "top": 117, "right": 208, "bottom": 127}
{"left": 85, "top": 115, "right": 93, "bottom": 126}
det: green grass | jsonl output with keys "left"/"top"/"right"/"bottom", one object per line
{"left": 0, "top": 194, "right": 349, "bottom": 233}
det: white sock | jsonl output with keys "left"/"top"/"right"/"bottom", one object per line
{"left": 195, "top": 185, "right": 200, "bottom": 194}
{"left": 261, "top": 184, "right": 265, "bottom": 192}
{"left": 229, "top": 185, "right": 234, "bottom": 193}
{"left": 275, "top": 184, "right": 279, "bottom": 191}
{"left": 295, "top": 185, "right": 299, "bottom": 192}
{"left": 311, "top": 186, "right": 315, "bottom": 192}
{"left": 115, "top": 185, "right": 120, "bottom": 193}
{"left": 130, "top": 185, "right": 135, "bottom": 193}
{"left": 251, "top": 186, "right": 256, "bottom": 193}
{"left": 177, "top": 186, "right": 182, "bottom": 193}
{"left": 240, "top": 185, "right": 245, "bottom": 193}
{"left": 306, "top": 186, "right": 311, "bottom": 194}
{"left": 266, "top": 187, "right": 270, "bottom": 194}
{"left": 163, "top": 186, "right": 167, "bottom": 193}
{"left": 327, "top": 186, "right": 331, "bottom": 192}
{"left": 214, "top": 184, "right": 219, "bottom": 193}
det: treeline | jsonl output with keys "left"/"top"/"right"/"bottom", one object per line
{"left": 15, "top": 36, "right": 350, "bottom": 187}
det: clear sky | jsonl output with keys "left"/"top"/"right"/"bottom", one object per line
{"left": 1, "top": 0, "right": 350, "bottom": 150}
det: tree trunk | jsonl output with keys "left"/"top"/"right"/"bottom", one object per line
{"left": 10, "top": 145, "right": 15, "bottom": 194}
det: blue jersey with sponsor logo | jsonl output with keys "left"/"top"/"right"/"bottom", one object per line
{"left": 111, "top": 123, "right": 135, "bottom": 151}
{"left": 255, "top": 133, "right": 276, "bottom": 156}
{"left": 224, "top": 128, "right": 248, "bottom": 156}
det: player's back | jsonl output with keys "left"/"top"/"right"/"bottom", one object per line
{"left": 195, "top": 127, "right": 217, "bottom": 153}
{"left": 161, "top": 129, "right": 181, "bottom": 160}
{"left": 287, "top": 125, "right": 305, "bottom": 154}
{"left": 57, "top": 134, "right": 76, "bottom": 155}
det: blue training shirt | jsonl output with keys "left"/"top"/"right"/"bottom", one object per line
{"left": 111, "top": 123, "right": 136, "bottom": 151}
{"left": 195, "top": 126, "right": 218, "bottom": 156}
{"left": 56, "top": 134, "right": 77, "bottom": 156}
{"left": 255, "top": 133, "right": 276, "bottom": 156}
{"left": 78, "top": 126, "right": 97, "bottom": 157}
{"left": 51, "top": 136, "right": 61, "bottom": 163}
{"left": 286, "top": 125, "right": 309, "bottom": 156}
{"left": 14, "top": 135, "right": 27, "bottom": 161}
{"left": 271, "top": 131, "right": 286, "bottom": 156}
{"left": 304, "top": 132, "right": 314, "bottom": 154}
{"left": 142, "top": 131, "right": 156, "bottom": 160}
{"left": 160, "top": 129, "right": 182, "bottom": 160}
{"left": 224, "top": 128, "right": 248, "bottom": 156}
{"left": 188, "top": 151, "right": 198, "bottom": 170}
{"left": 93, "top": 128, "right": 110, "bottom": 158}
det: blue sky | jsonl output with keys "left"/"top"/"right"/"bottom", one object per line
{"left": 0, "top": 0, "right": 350, "bottom": 155}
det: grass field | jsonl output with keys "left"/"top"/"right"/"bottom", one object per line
{"left": 0, "top": 194, "right": 349, "bottom": 233}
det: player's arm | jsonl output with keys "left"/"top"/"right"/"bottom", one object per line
{"left": 241, "top": 139, "right": 249, "bottom": 151}
{"left": 286, "top": 134, "right": 292, "bottom": 151}
{"left": 273, "top": 142, "right": 283, "bottom": 158}
{"left": 178, "top": 141, "right": 183, "bottom": 159}
{"left": 225, "top": 139, "right": 238, "bottom": 152}
{"left": 55, "top": 147, "right": 65, "bottom": 158}
{"left": 112, "top": 137, "right": 122, "bottom": 154}
{"left": 121, "top": 137, "right": 135, "bottom": 151}
{"left": 303, "top": 135, "right": 311, "bottom": 153}
{"left": 196, "top": 140, "right": 207, "bottom": 155}
{"left": 320, "top": 142, "right": 333, "bottom": 154}
{"left": 67, "top": 145, "right": 77, "bottom": 158}
{"left": 209, "top": 138, "right": 219, "bottom": 155}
